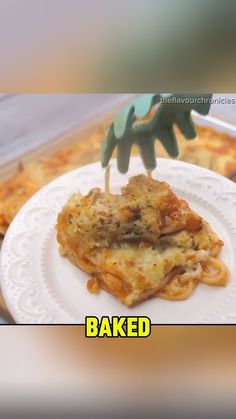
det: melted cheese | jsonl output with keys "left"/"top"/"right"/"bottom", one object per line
{"left": 56, "top": 175, "right": 225, "bottom": 307}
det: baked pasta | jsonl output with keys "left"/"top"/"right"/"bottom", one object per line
{"left": 56, "top": 175, "right": 229, "bottom": 307}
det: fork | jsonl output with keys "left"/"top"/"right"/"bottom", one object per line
{"left": 101, "top": 93, "right": 212, "bottom": 173}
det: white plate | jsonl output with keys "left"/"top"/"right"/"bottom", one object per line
{"left": 1, "top": 157, "right": 236, "bottom": 324}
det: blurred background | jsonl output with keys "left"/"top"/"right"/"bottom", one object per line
{"left": 1, "top": 326, "right": 236, "bottom": 417}
{"left": 0, "top": 0, "right": 235, "bottom": 91}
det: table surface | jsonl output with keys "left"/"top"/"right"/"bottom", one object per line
{"left": 0, "top": 93, "right": 235, "bottom": 323}
{"left": 0, "top": 94, "right": 135, "bottom": 166}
